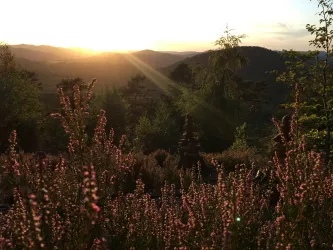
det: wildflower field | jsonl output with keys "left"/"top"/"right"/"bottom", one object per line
{"left": 0, "top": 81, "right": 332, "bottom": 250}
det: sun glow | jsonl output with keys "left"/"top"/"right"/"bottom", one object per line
{"left": 0, "top": 0, "right": 319, "bottom": 51}
{"left": 63, "top": 39, "right": 153, "bottom": 53}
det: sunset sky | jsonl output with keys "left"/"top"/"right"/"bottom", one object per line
{"left": 0, "top": 0, "right": 320, "bottom": 52}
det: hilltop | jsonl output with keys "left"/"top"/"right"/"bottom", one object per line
{"left": 10, "top": 45, "right": 290, "bottom": 94}
{"left": 11, "top": 45, "right": 191, "bottom": 91}
{"left": 163, "top": 46, "right": 286, "bottom": 82}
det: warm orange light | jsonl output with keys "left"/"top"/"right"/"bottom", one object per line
{"left": 0, "top": 0, "right": 318, "bottom": 52}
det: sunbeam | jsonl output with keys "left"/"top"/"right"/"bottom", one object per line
{"left": 124, "top": 53, "right": 235, "bottom": 128}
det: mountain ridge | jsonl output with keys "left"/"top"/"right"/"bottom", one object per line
{"left": 10, "top": 45, "right": 289, "bottom": 94}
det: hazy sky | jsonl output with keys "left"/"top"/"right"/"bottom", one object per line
{"left": 0, "top": 0, "right": 320, "bottom": 51}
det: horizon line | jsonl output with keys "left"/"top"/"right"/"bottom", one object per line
{"left": 8, "top": 43, "right": 323, "bottom": 54}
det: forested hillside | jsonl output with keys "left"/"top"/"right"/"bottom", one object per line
{"left": 164, "top": 46, "right": 286, "bottom": 81}
{"left": 12, "top": 45, "right": 290, "bottom": 94}
{"left": 0, "top": 40, "right": 294, "bottom": 153}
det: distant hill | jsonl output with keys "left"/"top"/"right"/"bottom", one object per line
{"left": 160, "top": 51, "right": 202, "bottom": 58}
{"left": 129, "top": 50, "right": 186, "bottom": 68}
{"left": 11, "top": 44, "right": 98, "bottom": 62}
{"left": 163, "top": 46, "right": 286, "bottom": 82}
{"left": 162, "top": 46, "right": 290, "bottom": 128}
{"left": 11, "top": 45, "right": 290, "bottom": 99}
{"left": 11, "top": 46, "right": 189, "bottom": 92}
{"left": 274, "top": 50, "right": 333, "bottom": 62}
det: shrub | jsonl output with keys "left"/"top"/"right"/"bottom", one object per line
{"left": 152, "top": 149, "right": 170, "bottom": 167}
{"left": 203, "top": 149, "right": 253, "bottom": 173}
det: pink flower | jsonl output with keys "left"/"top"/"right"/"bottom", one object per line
{"left": 91, "top": 203, "right": 100, "bottom": 213}
{"left": 310, "top": 240, "right": 315, "bottom": 248}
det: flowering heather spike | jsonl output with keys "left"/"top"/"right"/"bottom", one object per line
{"left": 73, "top": 85, "right": 81, "bottom": 111}
{"left": 91, "top": 78, "right": 97, "bottom": 86}
{"left": 82, "top": 79, "right": 96, "bottom": 109}
{"left": 9, "top": 130, "right": 17, "bottom": 157}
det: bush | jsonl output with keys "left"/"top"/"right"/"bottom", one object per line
{"left": 152, "top": 149, "right": 170, "bottom": 167}
{"left": 203, "top": 149, "right": 253, "bottom": 173}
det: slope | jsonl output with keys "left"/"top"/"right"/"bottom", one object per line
{"left": 14, "top": 49, "right": 188, "bottom": 91}
{"left": 11, "top": 44, "right": 98, "bottom": 62}
{"left": 161, "top": 46, "right": 290, "bottom": 145}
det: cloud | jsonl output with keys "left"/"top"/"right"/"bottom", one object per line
{"left": 273, "top": 23, "right": 288, "bottom": 29}
{"left": 246, "top": 23, "right": 313, "bottom": 50}
{"left": 253, "top": 22, "right": 310, "bottom": 38}
{"left": 267, "top": 29, "right": 310, "bottom": 38}
{"left": 255, "top": 22, "right": 288, "bottom": 30}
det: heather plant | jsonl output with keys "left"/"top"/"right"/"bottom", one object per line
{"left": 0, "top": 140, "right": 268, "bottom": 249}
{"left": 0, "top": 81, "right": 133, "bottom": 248}
{"left": 1, "top": 79, "right": 333, "bottom": 249}
{"left": 259, "top": 85, "right": 333, "bottom": 249}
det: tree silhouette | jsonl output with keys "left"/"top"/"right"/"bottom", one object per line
{"left": 169, "top": 63, "right": 195, "bottom": 89}
{"left": 124, "top": 73, "right": 146, "bottom": 101}
{"left": 56, "top": 77, "right": 87, "bottom": 96}
{"left": 0, "top": 43, "right": 42, "bottom": 151}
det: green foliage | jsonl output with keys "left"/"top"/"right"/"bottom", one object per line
{"left": 172, "top": 26, "right": 250, "bottom": 152}
{"left": 134, "top": 100, "right": 180, "bottom": 153}
{"left": 214, "top": 25, "right": 247, "bottom": 51}
{"left": 165, "top": 46, "right": 289, "bottom": 150}
{"left": 0, "top": 43, "right": 42, "bottom": 152}
{"left": 0, "top": 42, "right": 16, "bottom": 74}
{"left": 37, "top": 116, "right": 68, "bottom": 153}
{"left": 277, "top": 0, "right": 333, "bottom": 162}
{"left": 133, "top": 116, "right": 154, "bottom": 152}
{"left": 210, "top": 26, "right": 248, "bottom": 101}
{"left": 101, "top": 87, "right": 128, "bottom": 142}
{"left": 121, "top": 73, "right": 156, "bottom": 142}
{"left": 230, "top": 122, "right": 248, "bottom": 150}
{"left": 123, "top": 73, "right": 146, "bottom": 101}
{"left": 4, "top": 40, "right": 290, "bottom": 154}
{"left": 169, "top": 62, "right": 196, "bottom": 90}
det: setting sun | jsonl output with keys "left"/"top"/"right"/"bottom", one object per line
{"left": 63, "top": 38, "right": 153, "bottom": 52}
